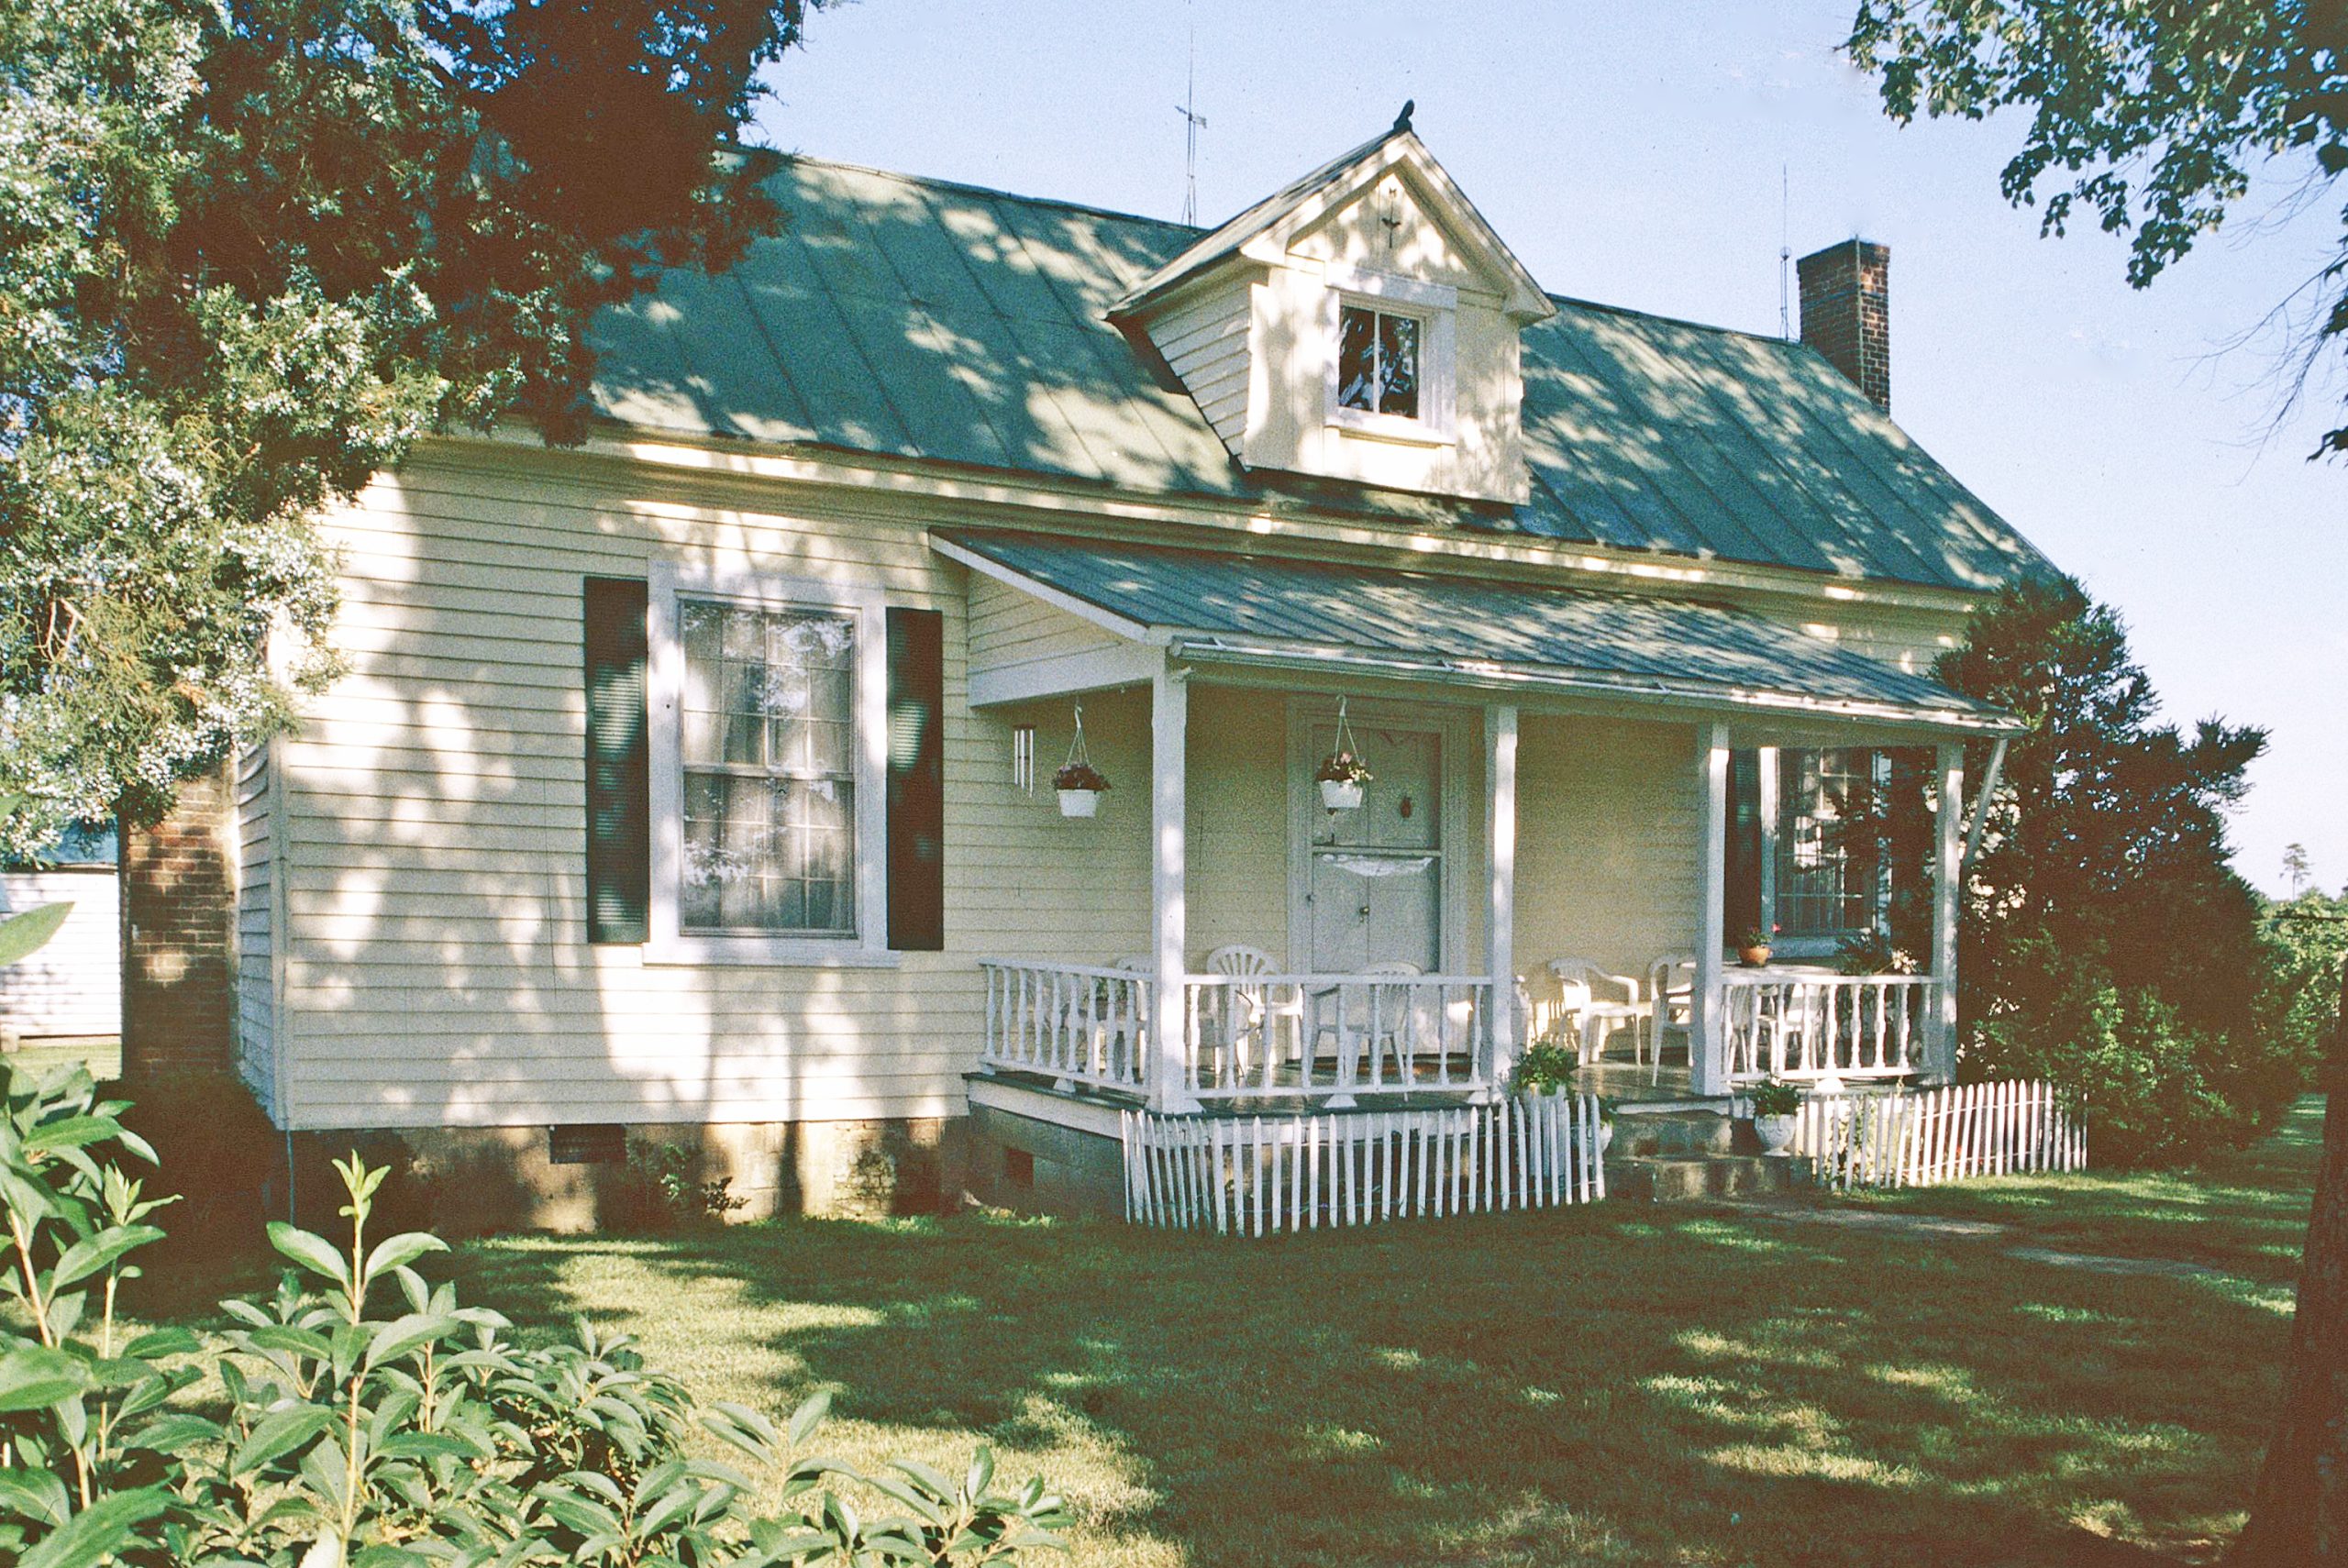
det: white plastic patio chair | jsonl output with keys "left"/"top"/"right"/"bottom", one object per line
{"left": 1203, "top": 944, "right": 1301, "bottom": 1088}
{"left": 1548, "top": 957, "right": 1646, "bottom": 1073}
{"left": 1646, "top": 952, "right": 1697, "bottom": 1080}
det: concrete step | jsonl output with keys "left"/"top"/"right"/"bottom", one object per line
{"left": 1606, "top": 1152, "right": 1804, "bottom": 1202}
{"left": 1611, "top": 1109, "right": 1735, "bottom": 1159}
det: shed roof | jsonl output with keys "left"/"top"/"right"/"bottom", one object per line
{"left": 589, "top": 153, "right": 2050, "bottom": 595}
{"left": 936, "top": 529, "right": 2021, "bottom": 734}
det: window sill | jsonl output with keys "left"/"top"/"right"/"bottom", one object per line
{"left": 643, "top": 937, "right": 903, "bottom": 968}
{"left": 1327, "top": 408, "right": 1456, "bottom": 448}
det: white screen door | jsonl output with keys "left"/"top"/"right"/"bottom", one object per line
{"left": 1305, "top": 724, "right": 1442, "bottom": 974}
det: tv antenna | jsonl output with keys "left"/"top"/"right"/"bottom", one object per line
{"left": 1778, "top": 164, "right": 1792, "bottom": 339}
{"left": 1177, "top": 16, "right": 1207, "bottom": 224}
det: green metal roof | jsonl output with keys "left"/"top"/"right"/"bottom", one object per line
{"left": 936, "top": 530, "right": 2021, "bottom": 734}
{"left": 590, "top": 153, "right": 2050, "bottom": 594}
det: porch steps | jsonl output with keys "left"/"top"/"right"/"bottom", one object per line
{"left": 1606, "top": 1107, "right": 1803, "bottom": 1202}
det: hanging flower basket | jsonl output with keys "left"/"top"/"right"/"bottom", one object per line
{"left": 1055, "top": 761, "right": 1109, "bottom": 818}
{"left": 1053, "top": 704, "right": 1107, "bottom": 817}
{"left": 1316, "top": 700, "right": 1373, "bottom": 811}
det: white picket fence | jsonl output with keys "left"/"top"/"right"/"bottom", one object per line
{"left": 1121, "top": 1093, "right": 1605, "bottom": 1236}
{"left": 1793, "top": 1080, "right": 2086, "bottom": 1191}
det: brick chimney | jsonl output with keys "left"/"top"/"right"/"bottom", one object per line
{"left": 1796, "top": 238, "right": 1890, "bottom": 412}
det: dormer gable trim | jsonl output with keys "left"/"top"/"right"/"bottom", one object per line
{"left": 1109, "top": 128, "right": 1556, "bottom": 326}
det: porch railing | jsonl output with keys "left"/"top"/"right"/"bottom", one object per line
{"left": 1180, "top": 973, "right": 1494, "bottom": 1102}
{"left": 1721, "top": 972, "right": 1942, "bottom": 1083}
{"left": 978, "top": 961, "right": 1498, "bottom": 1104}
{"left": 980, "top": 960, "right": 1153, "bottom": 1096}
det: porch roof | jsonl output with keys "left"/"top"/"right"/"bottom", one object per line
{"left": 936, "top": 529, "right": 2023, "bottom": 735}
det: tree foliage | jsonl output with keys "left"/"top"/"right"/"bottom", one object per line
{"left": 1848, "top": 0, "right": 2348, "bottom": 455}
{"left": 1928, "top": 575, "right": 2300, "bottom": 1163}
{"left": 0, "top": 1062, "right": 1069, "bottom": 1567}
{"left": 0, "top": 0, "right": 813, "bottom": 855}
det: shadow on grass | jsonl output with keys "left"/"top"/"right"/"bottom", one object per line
{"left": 444, "top": 1187, "right": 2284, "bottom": 1568}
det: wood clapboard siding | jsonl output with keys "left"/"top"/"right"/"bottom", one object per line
{"left": 279, "top": 450, "right": 1157, "bottom": 1131}
{"left": 1513, "top": 713, "right": 1702, "bottom": 986}
{"left": 1141, "top": 286, "right": 1253, "bottom": 453}
{"left": 0, "top": 867, "right": 119, "bottom": 1039}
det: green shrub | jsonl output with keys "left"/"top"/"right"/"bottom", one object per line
{"left": 604, "top": 1138, "right": 748, "bottom": 1233}
{"left": 0, "top": 1059, "right": 1068, "bottom": 1567}
{"left": 1969, "top": 971, "right": 2257, "bottom": 1167}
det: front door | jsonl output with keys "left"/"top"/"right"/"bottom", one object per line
{"left": 1304, "top": 723, "right": 1442, "bottom": 975}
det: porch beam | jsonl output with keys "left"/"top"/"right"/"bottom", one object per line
{"left": 1689, "top": 722, "right": 1731, "bottom": 1097}
{"left": 1929, "top": 743, "right": 1964, "bottom": 1083}
{"left": 1483, "top": 703, "right": 1519, "bottom": 1095}
{"left": 1150, "top": 664, "right": 1200, "bottom": 1112}
{"left": 966, "top": 641, "right": 1165, "bottom": 708}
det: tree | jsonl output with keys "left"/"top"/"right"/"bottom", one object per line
{"left": 1928, "top": 575, "right": 2296, "bottom": 1163}
{"left": 2287, "top": 842, "right": 2315, "bottom": 895}
{"left": 1848, "top": 1, "right": 2348, "bottom": 456}
{"left": 0, "top": 0, "right": 817, "bottom": 856}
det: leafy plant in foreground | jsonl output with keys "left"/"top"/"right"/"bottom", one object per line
{"left": 0, "top": 1061, "right": 1067, "bottom": 1566}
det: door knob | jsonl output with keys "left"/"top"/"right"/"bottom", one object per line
{"left": 1357, "top": 905, "right": 1371, "bottom": 918}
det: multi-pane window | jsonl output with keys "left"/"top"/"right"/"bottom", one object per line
{"left": 1336, "top": 304, "right": 1422, "bottom": 419}
{"left": 677, "top": 600, "right": 858, "bottom": 935}
{"left": 1774, "top": 748, "right": 1878, "bottom": 936}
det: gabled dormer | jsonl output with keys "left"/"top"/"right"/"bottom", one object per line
{"left": 1112, "top": 113, "right": 1555, "bottom": 505}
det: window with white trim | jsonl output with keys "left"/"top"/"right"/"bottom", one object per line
{"left": 679, "top": 601, "right": 858, "bottom": 934}
{"left": 647, "top": 565, "right": 891, "bottom": 966}
{"left": 1336, "top": 304, "right": 1422, "bottom": 419}
{"left": 1773, "top": 748, "right": 1882, "bottom": 939}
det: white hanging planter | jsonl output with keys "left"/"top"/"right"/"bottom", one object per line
{"left": 1315, "top": 697, "right": 1373, "bottom": 812}
{"left": 1053, "top": 703, "right": 1107, "bottom": 820}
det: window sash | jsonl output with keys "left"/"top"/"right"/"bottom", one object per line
{"left": 1337, "top": 304, "right": 1423, "bottom": 418}
{"left": 1772, "top": 747, "right": 1878, "bottom": 936}
{"left": 646, "top": 565, "right": 891, "bottom": 966}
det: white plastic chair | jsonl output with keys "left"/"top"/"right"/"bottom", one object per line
{"left": 1203, "top": 944, "right": 1301, "bottom": 1088}
{"left": 1646, "top": 952, "right": 1697, "bottom": 1078}
{"left": 1548, "top": 957, "right": 1645, "bottom": 1072}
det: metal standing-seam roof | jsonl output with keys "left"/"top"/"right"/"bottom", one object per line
{"left": 936, "top": 529, "right": 2022, "bottom": 734}
{"left": 588, "top": 152, "right": 2052, "bottom": 596}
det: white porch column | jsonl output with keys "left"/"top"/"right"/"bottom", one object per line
{"left": 1928, "top": 743, "right": 1965, "bottom": 1083}
{"left": 1689, "top": 722, "right": 1731, "bottom": 1097}
{"left": 1149, "top": 665, "right": 1199, "bottom": 1112}
{"left": 1482, "top": 703, "right": 1519, "bottom": 1096}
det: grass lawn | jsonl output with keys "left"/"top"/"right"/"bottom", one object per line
{"left": 382, "top": 1099, "right": 2326, "bottom": 1568}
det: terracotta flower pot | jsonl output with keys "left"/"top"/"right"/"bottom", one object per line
{"left": 1737, "top": 945, "right": 1772, "bottom": 967}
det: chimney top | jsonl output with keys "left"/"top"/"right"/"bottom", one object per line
{"left": 1796, "top": 238, "right": 1890, "bottom": 413}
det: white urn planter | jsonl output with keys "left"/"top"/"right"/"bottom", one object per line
{"left": 1057, "top": 788, "right": 1102, "bottom": 819}
{"left": 1319, "top": 778, "right": 1366, "bottom": 811}
{"left": 1753, "top": 1113, "right": 1799, "bottom": 1155}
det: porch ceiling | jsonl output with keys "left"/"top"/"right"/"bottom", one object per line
{"left": 936, "top": 529, "right": 2022, "bottom": 736}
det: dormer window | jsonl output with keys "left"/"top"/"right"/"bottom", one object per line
{"left": 1337, "top": 304, "right": 1422, "bottom": 419}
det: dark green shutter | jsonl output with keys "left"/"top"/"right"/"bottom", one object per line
{"left": 582, "top": 578, "right": 649, "bottom": 944}
{"left": 886, "top": 607, "right": 946, "bottom": 951}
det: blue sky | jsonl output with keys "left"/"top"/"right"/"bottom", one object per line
{"left": 755, "top": 0, "right": 2347, "bottom": 897}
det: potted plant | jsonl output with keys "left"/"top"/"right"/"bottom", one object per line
{"left": 1055, "top": 760, "right": 1110, "bottom": 818}
{"left": 1316, "top": 749, "right": 1372, "bottom": 810}
{"left": 1747, "top": 1077, "right": 1801, "bottom": 1154}
{"left": 1735, "top": 924, "right": 1778, "bottom": 967}
{"left": 1509, "top": 1037, "right": 1578, "bottom": 1097}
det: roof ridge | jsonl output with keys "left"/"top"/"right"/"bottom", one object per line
{"left": 1542, "top": 291, "right": 1810, "bottom": 350}
{"left": 769, "top": 149, "right": 1205, "bottom": 237}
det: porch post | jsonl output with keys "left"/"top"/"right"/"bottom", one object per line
{"left": 1928, "top": 743, "right": 1965, "bottom": 1083}
{"left": 1149, "top": 664, "right": 1200, "bottom": 1112}
{"left": 1689, "top": 722, "right": 1731, "bottom": 1097}
{"left": 1482, "top": 703, "right": 1518, "bottom": 1097}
